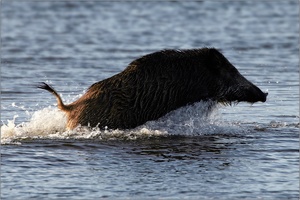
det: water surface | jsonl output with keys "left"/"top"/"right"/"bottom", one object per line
{"left": 1, "top": 1, "right": 299, "bottom": 199}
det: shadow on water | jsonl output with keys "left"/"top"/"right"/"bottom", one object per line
{"left": 124, "top": 135, "right": 233, "bottom": 161}
{"left": 16, "top": 133, "right": 249, "bottom": 165}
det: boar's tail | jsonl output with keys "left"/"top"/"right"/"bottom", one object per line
{"left": 37, "top": 82, "right": 69, "bottom": 111}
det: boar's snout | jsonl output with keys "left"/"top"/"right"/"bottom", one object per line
{"left": 219, "top": 75, "right": 268, "bottom": 104}
{"left": 246, "top": 84, "right": 268, "bottom": 103}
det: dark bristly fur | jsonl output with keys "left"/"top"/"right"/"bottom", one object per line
{"left": 38, "top": 48, "right": 267, "bottom": 130}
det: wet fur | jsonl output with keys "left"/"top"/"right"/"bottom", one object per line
{"left": 38, "top": 48, "right": 267, "bottom": 130}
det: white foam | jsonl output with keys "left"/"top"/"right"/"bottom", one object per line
{"left": 1, "top": 101, "right": 244, "bottom": 144}
{"left": 1, "top": 107, "right": 67, "bottom": 144}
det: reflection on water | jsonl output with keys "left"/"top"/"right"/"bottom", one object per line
{"left": 127, "top": 135, "right": 231, "bottom": 162}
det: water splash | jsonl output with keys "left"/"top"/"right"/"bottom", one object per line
{"left": 1, "top": 101, "right": 244, "bottom": 144}
{"left": 1, "top": 107, "right": 67, "bottom": 144}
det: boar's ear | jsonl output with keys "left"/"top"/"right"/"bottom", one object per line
{"left": 204, "top": 48, "right": 233, "bottom": 74}
{"left": 211, "top": 48, "right": 240, "bottom": 74}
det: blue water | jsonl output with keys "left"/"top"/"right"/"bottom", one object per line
{"left": 1, "top": 1, "right": 299, "bottom": 199}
